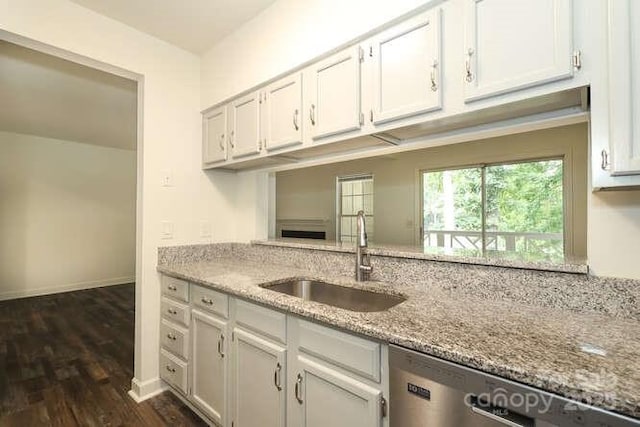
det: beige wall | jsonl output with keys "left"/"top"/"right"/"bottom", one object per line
{"left": 277, "top": 124, "right": 589, "bottom": 258}
{"left": 1, "top": 0, "right": 239, "bottom": 398}
{"left": 0, "top": 131, "right": 136, "bottom": 299}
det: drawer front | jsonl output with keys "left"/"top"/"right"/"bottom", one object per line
{"left": 160, "top": 349, "right": 188, "bottom": 395}
{"left": 297, "top": 319, "right": 381, "bottom": 382}
{"left": 161, "top": 297, "right": 190, "bottom": 327}
{"left": 160, "top": 320, "right": 189, "bottom": 359}
{"left": 235, "top": 299, "right": 286, "bottom": 344}
{"left": 191, "top": 285, "right": 229, "bottom": 318}
{"left": 162, "top": 276, "right": 189, "bottom": 302}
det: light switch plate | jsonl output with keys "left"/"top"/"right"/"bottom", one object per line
{"left": 161, "top": 170, "right": 173, "bottom": 187}
{"left": 161, "top": 221, "right": 174, "bottom": 239}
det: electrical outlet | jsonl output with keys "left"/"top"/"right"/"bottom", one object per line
{"left": 200, "top": 221, "right": 212, "bottom": 238}
{"left": 161, "top": 221, "right": 174, "bottom": 239}
{"left": 161, "top": 170, "right": 173, "bottom": 187}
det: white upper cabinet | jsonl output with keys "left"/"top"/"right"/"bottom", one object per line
{"left": 203, "top": 106, "right": 228, "bottom": 165}
{"left": 370, "top": 8, "right": 442, "bottom": 125}
{"left": 230, "top": 91, "right": 262, "bottom": 158}
{"left": 463, "top": 0, "right": 574, "bottom": 102}
{"left": 607, "top": 0, "right": 640, "bottom": 176}
{"left": 307, "top": 46, "right": 362, "bottom": 140}
{"left": 264, "top": 73, "right": 303, "bottom": 151}
{"left": 232, "top": 328, "right": 286, "bottom": 427}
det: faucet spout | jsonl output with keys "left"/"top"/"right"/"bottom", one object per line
{"left": 356, "top": 210, "right": 368, "bottom": 248}
{"left": 355, "top": 210, "right": 373, "bottom": 281}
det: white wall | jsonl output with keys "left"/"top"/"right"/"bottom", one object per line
{"left": 0, "top": 132, "right": 136, "bottom": 299}
{"left": 0, "top": 0, "right": 238, "bottom": 399}
{"left": 201, "top": 0, "right": 640, "bottom": 280}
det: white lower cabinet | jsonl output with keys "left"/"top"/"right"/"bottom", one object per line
{"left": 159, "top": 277, "right": 388, "bottom": 427}
{"left": 291, "top": 356, "right": 383, "bottom": 427}
{"left": 191, "top": 309, "right": 229, "bottom": 426}
{"left": 232, "top": 328, "right": 286, "bottom": 427}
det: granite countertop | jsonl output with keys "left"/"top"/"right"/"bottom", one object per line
{"left": 252, "top": 239, "right": 589, "bottom": 274}
{"left": 158, "top": 257, "right": 640, "bottom": 419}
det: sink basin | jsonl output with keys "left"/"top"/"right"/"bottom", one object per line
{"left": 261, "top": 279, "right": 406, "bottom": 312}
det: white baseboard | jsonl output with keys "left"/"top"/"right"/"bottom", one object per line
{"left": 128, "top": 377, "right": 168, "bottom": 403}
{"left": 0, "top": 276, "right": 135, "bottom": 301}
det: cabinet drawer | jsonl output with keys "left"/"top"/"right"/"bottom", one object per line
{"left": 162, "top": 276, "right": 189, "bottom": 302}
{"left": 191, "top": 285, "right": 229, "bottom": 318}
{"left": 161, "top": 297, "right": 190, "bottom": 327}
{"left": 235, "top": 299, "right": 286, "bottom": 344}
{"left": 160, "top": 349, "right": 188, "bottom": 395}
{"left": 160, "top": 320, "right": 189, "bottom": 360}
{"left": 297, "top": 319, "right": 381, "bottom": 382}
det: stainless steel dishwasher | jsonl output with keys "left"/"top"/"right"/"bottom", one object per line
{"left": 389, "top": 345, "right": 640, "bottom": 427}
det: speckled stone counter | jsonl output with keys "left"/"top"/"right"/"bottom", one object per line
{"left": 157, "top": 243, "right": 640, "bottom": 419}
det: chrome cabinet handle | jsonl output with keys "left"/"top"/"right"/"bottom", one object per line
{"left": 601, "top": 149, "right": 610, "bottom": 170}
{"left": 465, "top": 48, "right": 474, "bottom": 83}
{"left": 293, "top": 109, "right": 299, "bottom": 130}
{"left": 167, "top": 285, "right": 177, "bottom": 291}
{"left": 217, "top": 334, "right": 225, "bottom": 357}
{"left": 166, "top": 333, "right": 177, "bottom": 341}
{"left": 274, "top": 363, "right": 282, "bottom": 391}
{"left": 229, "top": 131, "right": 235, "bottom": 148}
{"left": 165, "top": 365, "right": 176, "bottom": 373}
{"left": 309, "top": 104, "right": 316, "bottom": 125}
{"left": 295, "top": 373, "right": 303, "bottom": 404}
{"left": 201, "top": 297, "right": 214, "bottom": 306}
{"left": 219, "top": 133, "right": 225, "bottom": 151}
{"left": 430, "top": 60, "right": 439, "bottom": 92}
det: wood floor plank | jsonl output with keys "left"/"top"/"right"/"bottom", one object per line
{"left": 0, "top": 284, "right": 206, "bottom": 426}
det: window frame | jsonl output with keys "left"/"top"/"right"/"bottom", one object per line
{"left": 336, "top": 173, "right": 374, "bottom": 243}
{"left": 418, "top": 155, "right": 569, "bottom": 258}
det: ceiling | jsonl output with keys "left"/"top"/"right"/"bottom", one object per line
{"left": 0, "top": 41, "right": 137, "bottom": 151}
{"left": 70, "top": 0, "right": 278, "bottom": 54}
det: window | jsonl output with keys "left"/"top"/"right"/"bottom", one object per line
{"left": 337, "top": 175, "right": 373, "bottom": 243}
{"left": 422, "top": 159, "right": 564, "bottom": 261}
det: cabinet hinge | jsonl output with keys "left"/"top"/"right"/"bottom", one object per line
{"left": 572, "top": 50, "right": 582, "bottom": 70}
{"left": 381, "top": 396, "right": 387, "bottom": 418}
{"left": 360, "top": 112, "right": 365, "bottom": 126}
{"left": 359, "top": 46, "right": 364, "bottom": 62}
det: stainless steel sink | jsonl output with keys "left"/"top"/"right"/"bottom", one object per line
{"left": 261, "top": 279, "right": 406, "bottom": 312}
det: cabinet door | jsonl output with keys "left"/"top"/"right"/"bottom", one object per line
{"left": 371, "top": 8, "right": 442, "bottom": 125}
{"left": 191, "top": 309, "right": 228, "bottom": 426}
{"left": 292, "top": 356, "right": 382, "bottom": 427}
{"left": 308, "top": 46, "right": 362, "bottom": 140}
{"left": 203, "top": 106, "right": 227, "bottom": 165}
{"left": 232, "top": 328, "right": 286, "bottom": 427}
{"left": 265, "top": 73, "right": 303, "bottom": 151}
{"left": 463, "top": 0, "right": 573, "bottom": 102}
{"left": 608, "top": 0, "right": 640, "bottom": 175}
{"left": 230, "top": 91, "right": 261, "bottom": 158}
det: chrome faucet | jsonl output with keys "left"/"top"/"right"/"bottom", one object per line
{"left": 355, "top": 210, "right": 373, "bottom": 281}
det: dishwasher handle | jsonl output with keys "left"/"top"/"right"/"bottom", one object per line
{"left": 469, "top": 398, "right": 534, "bottom": 427}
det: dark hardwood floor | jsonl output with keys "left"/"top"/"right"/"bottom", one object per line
{"left": 0, "top": 284, "right": 206, "bottom": 427}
